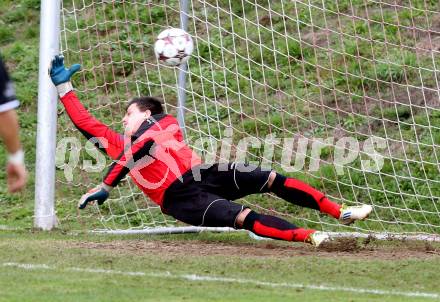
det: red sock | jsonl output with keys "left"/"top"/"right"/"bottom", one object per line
{"left": 242, "top": 211, "right": 315, "bottom": 242}
{"left": 318, "top": 197, "right": 341, "bottom": 219}
{"left": 271, "top": 174, "right": 342, "bottom": 219}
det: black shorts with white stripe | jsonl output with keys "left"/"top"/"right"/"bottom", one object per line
{"left": 0, "top": 57, "right": 19, "bottom": 113}
{"left": 162, "top": 163, "right": 272, "bottom": 228}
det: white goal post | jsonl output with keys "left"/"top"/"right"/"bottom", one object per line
{"left": 35, "top": 0, "right": 440, "bottom": 240}
{"left": 35, "top": 0, "right": 61, "bottom": 230}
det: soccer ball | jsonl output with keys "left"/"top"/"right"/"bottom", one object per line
{"left": 154, "top": 28, "right": 194, "bottom": 66}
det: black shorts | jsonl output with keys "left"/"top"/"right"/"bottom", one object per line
{"left": 162, "top": 163, "right": 272, "bottom": 228}
{"left": 0, "top": 57, "right": 19, "bottom": 113}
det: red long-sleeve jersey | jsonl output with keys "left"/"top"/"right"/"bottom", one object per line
{"left": 60, "top": 91, "right": 202, "bottom": 206}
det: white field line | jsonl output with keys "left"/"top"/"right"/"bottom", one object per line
{"left": 2, "top": 262, "right": 439, "bottom": 299}
{"left": 0, "top": 225, "right": 21, "bottom": 231}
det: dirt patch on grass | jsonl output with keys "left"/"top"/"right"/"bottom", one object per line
{"left": 70, "top": 237, "right": 440, "bottom": 260}
{"left": 319, "top": 237, "right": 363, "bottom": 253}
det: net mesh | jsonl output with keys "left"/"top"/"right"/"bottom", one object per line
{"left": 57, "top": 0, "right": 440, "bottom": 235}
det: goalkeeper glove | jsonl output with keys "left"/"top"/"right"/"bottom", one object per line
{"left": 49, "top": 55, "right": 81, "bottom": 97}
{"left": 78, "top": 183, "right": 112, "bottom": 209}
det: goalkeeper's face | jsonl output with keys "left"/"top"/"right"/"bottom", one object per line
{"left": 123, "top": 104, "right": 151, "bottom": 136}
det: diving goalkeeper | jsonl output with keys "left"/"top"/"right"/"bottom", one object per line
{"left": 49, "top": 55, "right": 372, "bottom": 247}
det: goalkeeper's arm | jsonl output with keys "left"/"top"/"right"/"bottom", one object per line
{"left": 78, "top": 134, "right": 155, "bottom": 209}
{"left": 49, "top": 55, "right": 124, "bottom": 160}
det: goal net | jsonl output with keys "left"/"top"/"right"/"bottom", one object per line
{"left": 53, "top": 0, "right": 440, "bottom": 237}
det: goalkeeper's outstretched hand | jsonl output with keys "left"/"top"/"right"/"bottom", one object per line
{"left": 78, "top": 184, "right": 112, "bottom": 209}
{"left": 49, "top": 55, "right": 81, "bottom": 97}
{"left": 49, "top": 55, "right": 80, "bottom": 85}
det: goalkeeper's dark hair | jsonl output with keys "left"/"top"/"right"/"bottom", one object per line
{"left": 127, "top": 96, "right": 164, "bottom": 115}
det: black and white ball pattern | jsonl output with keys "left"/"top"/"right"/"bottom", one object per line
{"left": 154, "top": 28, "right": 194, "bottom": 66}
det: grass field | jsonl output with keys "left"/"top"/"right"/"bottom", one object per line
{"left": 1, "top": 230, "right": 440, "bottom": 302}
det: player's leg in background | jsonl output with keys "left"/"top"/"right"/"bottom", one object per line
{"left": 268, "top": 172, "right": 341, "bottom": 218}
{"left": 269, "top": 172, "right": 372, "bottom": 225}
